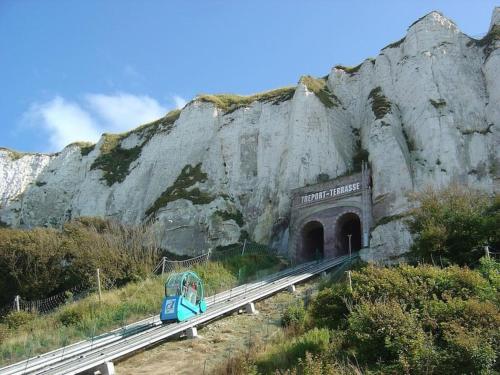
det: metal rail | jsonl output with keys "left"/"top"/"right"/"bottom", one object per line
{"left": 1, "top": 254, "right": 356, "bottom": 375}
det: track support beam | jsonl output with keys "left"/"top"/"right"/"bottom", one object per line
{"left": 186, "top": 326, "right": 198, "bottom": 339}
{"left": 245, "top": 302, "right": 258, "bottom": 314}
{"left": 92, "top": 361, "right": 115, "bottom": 375}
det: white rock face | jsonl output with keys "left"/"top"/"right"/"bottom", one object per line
{"left": 0, "top": 10, "right": 498, "bottom": 257}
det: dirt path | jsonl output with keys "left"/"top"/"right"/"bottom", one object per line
{"left": 115, "top": 281, "right": 318, "bottom": 375}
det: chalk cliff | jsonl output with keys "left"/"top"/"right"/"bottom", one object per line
{"left": 1, "top": 10, "right": 498, "bottom": 258}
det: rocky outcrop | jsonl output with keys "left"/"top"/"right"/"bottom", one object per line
{"left": 1, "top": 9, "right": 498, "bottom": 257}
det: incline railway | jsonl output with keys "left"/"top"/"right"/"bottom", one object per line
{"left": 0, "top": 254, "right": 357, "bottom": 375}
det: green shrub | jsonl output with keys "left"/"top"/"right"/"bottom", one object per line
{"left": 58, "top": 308, "right": 84, "bottom": 327}
{"left": 309, "top": 283, "right": 351, "bottom": 330}
{"left": 347, "top": 299, "right": 433, "bottom": 372}
{"left": 0, "top": 219, "right": 159, "bottom": 309}
{"left": 281, "top": 300, "right": 306, "bottom": 329}
{"left": 3, "top": 311, "right": 35, "bottom": 329}
{"left": 407, "top": 187, "right": 499, "bottom": 266}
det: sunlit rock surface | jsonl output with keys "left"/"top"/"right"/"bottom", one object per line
{"left": 1, "top": 10, "right": 498, "bottom": 257}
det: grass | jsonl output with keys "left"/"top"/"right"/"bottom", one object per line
{"left": 197, "top": 87, "right": 295, "bottom": 114}
{"left": 335, "top": 64, "right": 362, "bottom": 75}
{"left": 90, "top": 109, "right": 181, "bottom": 186}
{"left": 299, "top": 75, "right": 340, "bottom": 108}
{"left": 0, "top": 147, "right": 30, "bottom": 161}
{"left": 382, "top": 37, "right": 406, "bottom": 50}
{"left": 145, "top": 163, "right": 215, "bottom": 218}
{"left": 368, "top": 87, "right": 391, "bottom": 119}
{"left": 66, "top": 142, "right": 96, "bottom": 156}
{"left": 0, "top": 251, "right": 285, "bottom": 366}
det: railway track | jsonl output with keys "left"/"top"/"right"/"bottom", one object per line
{"left": 0, "top": 254, "right": 356, "bottom": 375}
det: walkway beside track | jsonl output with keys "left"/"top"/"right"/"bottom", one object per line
{"left": 0, "top": 254, "right": 357, "bottom": 375}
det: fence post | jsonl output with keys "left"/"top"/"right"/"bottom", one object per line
{"left": 161, "top": 257, "right": 166, "bottom": 275}
{"left": 347, "top": 271, "right": 352, "bottom": 292}
{"left": 485, "top": 246, "right": 490, "bottom": 259}
{"left": 14, "top": 295, "right": 20, "bottom": 312}
{"left": 96, "top": 268, "right": 102, "bottom": 304}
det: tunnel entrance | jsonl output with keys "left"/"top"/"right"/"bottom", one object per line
{"left": 301, "top": 221, "right": 324, "bottom": 261}
{"left": 336, "top": 213, "right": 362, "bottom": 255}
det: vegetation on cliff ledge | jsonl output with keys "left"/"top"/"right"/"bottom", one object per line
{"left": 300, "top": 75, "right": 340, "bottom": 108}
{"left": 145, "top": 163, "right": 215, "bottom": 218}
{"left": 467, "top": 24, "right": 500, "bottom": 58}
{"left": 334, "top": 63, "right": 362, "bottom": 75}
{"left": 368, "top": 86, "right": 392, "bottom": 119}
{"left": 90, "top": 109, "right": 181, "bottom": 186}
{"left": 197, "top": 87, "right": 296, "bottom": 114}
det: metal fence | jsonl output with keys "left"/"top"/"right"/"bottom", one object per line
{"left": 4, "top": 240, "right": 274, "bottom": 316}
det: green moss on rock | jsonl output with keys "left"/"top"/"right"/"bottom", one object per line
{"left": 215, "top": 209, "right": 244, "bottom": 227}
{"left": 368, "top": 87, "right": 391, "bottom": 119}
{"left": 91, "top": 109, "right": 181, "bottom": 186}
{"left": 430, "top": 99, "right": 446, "bottom": 108}
{"left": 197, "top": 87, "right": 295, "bottom": 114}
{"left": 300, "top": 75, "right": 340, "bottom": 108}
{"left": 145, "top": 163, "right": 215, "bottom": 218}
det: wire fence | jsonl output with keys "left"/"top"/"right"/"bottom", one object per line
{"left": 4, "top": 240, "right": 273, "bottom": 316}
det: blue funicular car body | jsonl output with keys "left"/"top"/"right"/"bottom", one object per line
{"left": 160, "top": 271, "right": 207, "bottom": 322}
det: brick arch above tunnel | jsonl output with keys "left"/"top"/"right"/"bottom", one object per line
{"left": 288, "top": 165, "right": 372, "bottom": 263}
{"left": 291, "top": 205, "right": 363, "bottom": 262}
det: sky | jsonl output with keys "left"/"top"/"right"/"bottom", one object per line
{"left": 0, "top": 0, "right": 497, "bottom": 153}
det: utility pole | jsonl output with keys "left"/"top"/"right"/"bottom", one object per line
{"left": 14, "top": 295, "right": 20, "bottom": 312}
{"left": 347, "top": 234, "right": 352, "bottom": 259}
{"left": 161, "top": 257, "right": 166, "bottom": 275}
{"left": 96, "top": 268, "right": 102, "bottom": 304}
{"left": 241, "top": 239, "right": 247, "bottom": 256}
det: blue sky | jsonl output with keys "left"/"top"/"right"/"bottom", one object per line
{"left": 0, "top": 0, "right": 497, "bottom": 153}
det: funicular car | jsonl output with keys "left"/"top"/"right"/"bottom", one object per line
{"left": 160, "top": 271, "right": 207, "bottom": 322}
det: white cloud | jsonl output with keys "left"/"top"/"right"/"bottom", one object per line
{"left": 27, "top": 96, "right": 101, "bottom": 151}
{"left": 173, "top": 95, "right": 187, "bottom": 109}
{"left": 85, "top": 93, "right": 167, "bottom": 132}
{"left": 25, "top": 93, "right": 188, "bottom": 152}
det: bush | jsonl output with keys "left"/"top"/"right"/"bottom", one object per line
{"left": 3, "top": 311, "right": 35, "bottom": 329}
{"left": 281, "top": 300, "right": 306, "bottom": 329}
{"left": 347, "top": 299, "right": 434, "bottom": 372}
{"left": 0, "top": 218, "right": 160, "bottom": 309}
{"left": 305, "top": 261, "right": 500, "bottom": 374}
{"left": 309, "top": 283, "right": 351, "bottom": 330}
{"left": 58, "top": 308, "right": 84, "bottom": 327}
{"left": 407, "top": 187, "right": 499, "bottom": 266}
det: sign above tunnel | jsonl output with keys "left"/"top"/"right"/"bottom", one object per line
{"left": 299, "top": 181, "right": 361, "bottom": 205}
